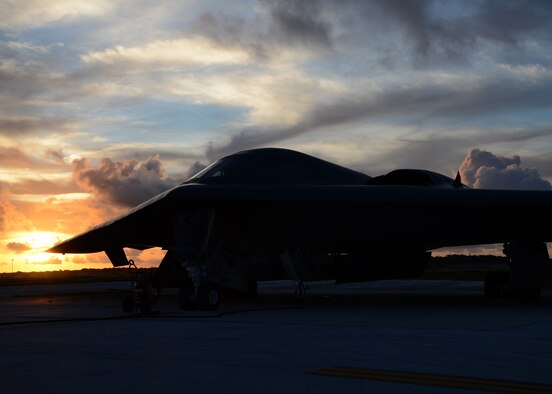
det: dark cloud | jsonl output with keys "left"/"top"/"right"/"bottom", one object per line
{"left": 45, "top": 148, "right": 65, "bottom": 164}
{"left": 195, "top": 12, "right": 268, "bottom": 60}
{"left": 345, "top": 0, "right": 552, "bottom": 65}
{"left": 264, "top": 0, "right": 332, "bottom": 49}
{"left": 72, "top": 155, "right": 179, "bottom": 207}
{"left": 195, "top": 0, "right": 332, "bottom": 62}
{"left": 6, "top": 242, "right": 31, "bottom": 254}
{"left": 476, "top": 0, "right": 552, "bottom": 44}
{"left": 369, "top": 0, "right": 435, "bottom": 59}
{"left": 197, "top": 0, "right": 552, "bottom": 66}
{"left": 459, "top": 149, "right": 551, "bottom": 190}
{"left": 233, "top": 0, "right": 552, "bottom": 65}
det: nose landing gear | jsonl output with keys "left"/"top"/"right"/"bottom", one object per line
{"left": 121, "top": 260, "right": 159, "bottom": 314}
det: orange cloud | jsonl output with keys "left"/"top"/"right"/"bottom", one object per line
{"left": 0, "top": 190, "right": 34, "bottom": 234}
{"left": 0, "top": 147, "right": 33, "bottom": 167}
{"left": 5, "top": 241, "right": 31, "bottom": 253}
{"left": 32, "top": 256, "right": 62, "bottom": 265}
{"left": 5, "top": 178, "right": 79, "bottom": 195}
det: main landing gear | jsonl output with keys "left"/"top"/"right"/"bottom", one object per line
{"left": 484, "top": 241, "right": 551, "bottom": 300}
{"left": 178, "top": 279, "right": 221, "bottom": 311}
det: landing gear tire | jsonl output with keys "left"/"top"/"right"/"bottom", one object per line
{"left": 198, "top": 284, "right": 221, "bottom": 311}
{"left": 178, "top": 280, "right": 221, "bottom": 311}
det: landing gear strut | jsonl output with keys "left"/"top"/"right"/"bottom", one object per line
{"left": 121, "top": 260, "right": 159, "bottom": 314}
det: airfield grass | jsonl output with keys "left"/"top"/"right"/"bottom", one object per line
{"left": 0, "top": 255, "right": 507, "bottom": 286}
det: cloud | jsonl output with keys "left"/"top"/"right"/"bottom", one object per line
{"left": 194, "top": 12, "right": 268, "bottom": 61}
{"left": 48, "top": 256, "right": 63, "bottom": 265}
{"left": 205, "top": 71, "right": 552, "bottom": 161}
{"left": 0, "top": 116, "right": 75, "bottom": 136}
{"left": 475, "top": 0, "right": 552, "bottom": 44}
{"left": 523, "top": 155, "right": 552, "bottom": 181}
{"left": 3, "top": 179, "right": 79, "bottom": 195}
{"left": 335, "top": 0, "right": 552, "bottom": 65}
{"left": 5, "top": 242, "right": 31, "bottom": 254}
{"left": 70, "top": 253, "right": 107, "bottom": 265}
{"left": 0, "top": 191, "right": 34, "bottom": 235}
{"left": 194, "top": 1, "right": 334, "bottom": 65}
{"left": 373, "top": 127, "right": 552, "bottom": 176}
{"left": 0, "top": 0, "right": 117, "bottom": 29}
{"left": 459, "top": 149, "right": 551, "bottom": 190}
{"left": 264, "top": 0, "right": 332, "bottom": 49}
{"left": 82, "top": 37, "right": 251, "bottom": 68}
{"left": 45, "top": 148, "right": 66, "bottom": 164}
{"left": 0, "top": 147, "right": 34, "bottom": 167}
{"left": 194, "top": 1, "right": 552, "bottom": 68}
{"left": 0, "top": 202, "right": 4, "bottom": 234}
{"left": 32, "top": 256, "right": 62, "bottom": 265}
{"left": 188, "top": 0, "right": 546, "bottom": 69}
{"left": 186, "top": 161, "right": 207, "bottom": 179}
{"left": 72, "top": 155, "right": 179, "bottom": 207}
{"left": 5, "top": 41, "right": 64, "bottom": 54}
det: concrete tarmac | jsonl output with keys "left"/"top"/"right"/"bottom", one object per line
{"left": 1, "top": 280, "right": 552, "bottom": 393}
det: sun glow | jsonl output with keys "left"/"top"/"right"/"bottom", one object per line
{"left": 3, "top": 231, "right": 68, "bottom": 271}
{"left": 13, "top": 231, "right": 65, "bottom": 248}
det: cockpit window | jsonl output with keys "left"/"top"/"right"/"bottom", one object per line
{"left": 183, "top": 148, "right": 371, "bottom": 185}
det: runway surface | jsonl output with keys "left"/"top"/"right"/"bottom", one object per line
{"left": 1, "top": 280, "right": 552, "bottom": 393}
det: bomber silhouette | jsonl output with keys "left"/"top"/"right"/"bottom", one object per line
{"left": 49, "top": 148, "right": 552, "bottom": 311}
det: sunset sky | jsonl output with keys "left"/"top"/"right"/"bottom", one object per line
{"left": 1, "top": 0, "right": 552, "bottom": 272}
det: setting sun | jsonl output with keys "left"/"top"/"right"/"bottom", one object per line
{"left": 1, "top": 231, "right": 67, "bottom": 272}
{"left": 16, "top": 230, "right": 64, "bottom": 248}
